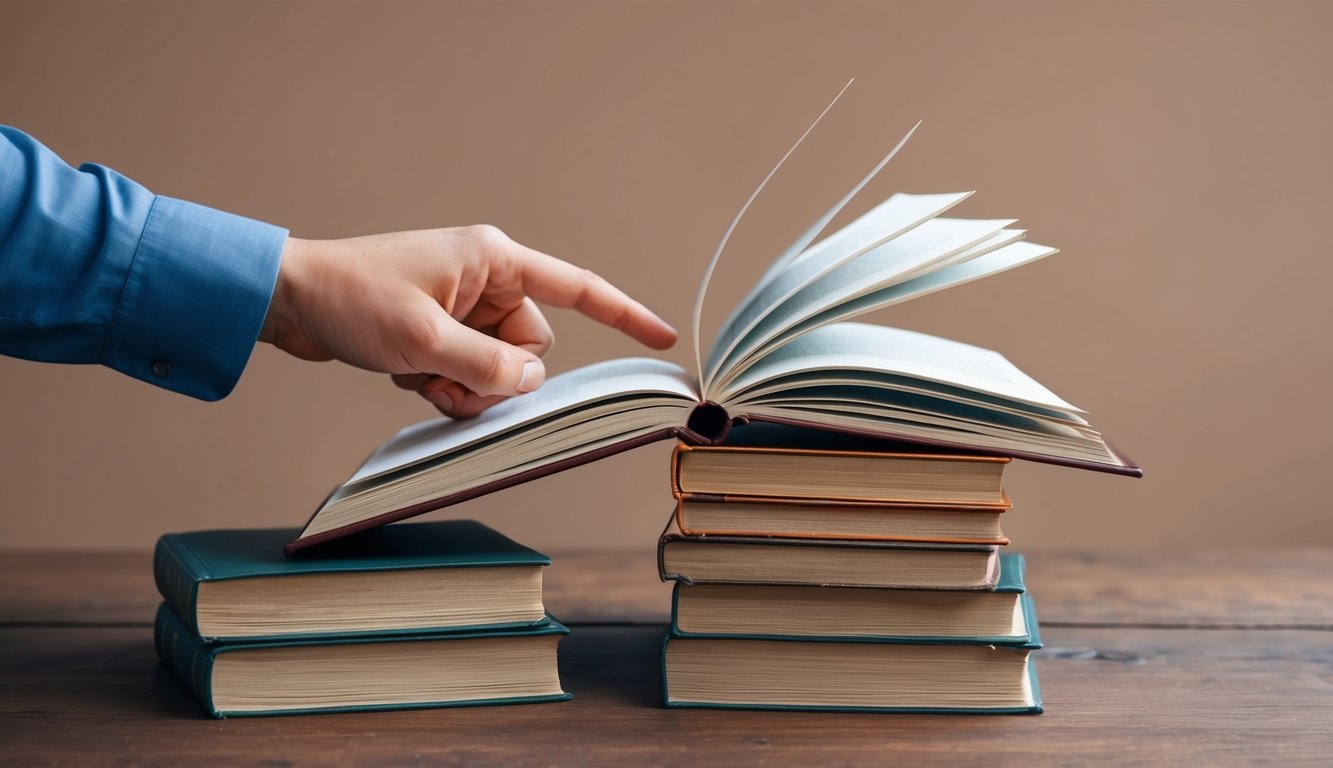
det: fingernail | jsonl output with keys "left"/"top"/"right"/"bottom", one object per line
{"left": 425, "top": 390, "right": 456, "bottom": 414}
{"left": 516, "top": 360, "right": 545, "bottom": 393}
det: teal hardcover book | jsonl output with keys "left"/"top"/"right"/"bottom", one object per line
{"left": 662, "top": 591, "right": 1044, "bottom": 714}
{"left": 671, "top": 553, "right": 1031, "bottom": 644}
{"left": 154, "top": 519, "right": 550, "bottom": 642}
{"left": 155, "top": 603, "right": 573, "bottom": 718}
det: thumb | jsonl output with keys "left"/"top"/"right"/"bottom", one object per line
{"left": 414, "top": 312, "right": 547, "bottom": 398}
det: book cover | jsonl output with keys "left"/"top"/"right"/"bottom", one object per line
{"left": 674, "top": 493, "right": 1010, "bottom": 545}
{"left": 658, "top": 523, "right": 1000, "bottom": 590}
{"left": 661, "top": 591, "right": 1043, "bottom": 714}
{"left": 154, "top": 604, "right": 573, "bottom": 718}
{"left": 286, "top": 110, "right": 1140, "bottom": 554}
{"left": 155, "top": 519, "right": 550, "bottom": 642}
{"left": 670, "top": 442, "right": 1011, "bottom": 505}
{"left": 677, "top": 552, "right": 1029, "bottom": 642}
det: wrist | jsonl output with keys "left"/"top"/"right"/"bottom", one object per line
{"left": 260, "top": 237, "right": 309, "bottom": 346}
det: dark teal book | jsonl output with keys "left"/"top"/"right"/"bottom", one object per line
{"left": 662, "top": 591, "right": 1044, "bottom": 714}
{"left": 671, "top": 553, "right": 1030, "bottom": 644}
{"left": 155, "top": 603, "right": 573, "bottom": 718}
{"left": 154, "top": 519, "right": 550, "bottom": 642}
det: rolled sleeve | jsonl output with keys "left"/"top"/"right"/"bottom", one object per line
{"left": 101, "top": 196, "right": 286, "bottom": 400}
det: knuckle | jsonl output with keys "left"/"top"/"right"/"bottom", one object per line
{"left": 467, "top": 224, "right": 509, "bottom": 252}
{"left": 572, "top": 269, "right": 603, "bottom": 311}
{"left": 400, "top": 313, "right": 446, "bottom": 356}
{"left": 528, "top": 334, "right": 554, "bottom": 358}
{"left": 613, "top": 303, "right": 635, "bottom": 332}
{"left": 476, "top": 345, "right": 512, "bottom": 393}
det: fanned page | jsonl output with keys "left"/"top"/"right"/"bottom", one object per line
{"left": 706, "top": 217, "right": 1024, "bottom": 394}
{"left": 703, "top": 191, "right": 973, "bottom": 386}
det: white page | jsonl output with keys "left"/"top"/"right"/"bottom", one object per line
{"left": 706, "top": 218, "right": 1016, "bottom": 397}
{"left": 704, "top": 191, "right": 972, "bottom": 385}
{"left": 745, "top": 394, "right": 1088, "bottom": 442}
{"left": 728, "top": 370, "right": 1088, "bottom": 426}
{"left": 691, "top": 82, "right": 859, "bottom": 388}
{"left": 720, "top": 323, "right": 1081, "bottom": 413}
{"left": 306, "top": 412, "right": 691, "bottom": 538}
{"left": 744, "top": 121, "right": 924, "bottom": 301}
{"left": 347, "top": 358, "right": 697, "bottom": 484}
{"left": 726, "top": 240, "right": 1057, "bottom": 383}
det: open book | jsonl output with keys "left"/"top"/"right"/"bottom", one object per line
{"left": 288, "top": 95, "right": 1140, "bottom": 554}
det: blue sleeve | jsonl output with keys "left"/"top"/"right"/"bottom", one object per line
{"left": 0, "top": 126, "right": 287, "bottom": 400}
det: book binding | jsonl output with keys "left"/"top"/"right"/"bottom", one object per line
{"left": 154, "top": 604, "right": 573, "bottom": 718}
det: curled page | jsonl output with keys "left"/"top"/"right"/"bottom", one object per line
{"left": 691, "top": 80, "right": 855, "bottom": 389}
{"left": 742, "top": 241, "right": 1060, "bottom": 379}
{"left": 707, "top": 218, "right": 1019, "bottom": 397}
{"left": 703, "top": 191, "right": 973, "bottom": 388}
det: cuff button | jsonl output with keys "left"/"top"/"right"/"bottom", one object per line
{"left": 151, "top": 361, "right": 173, "bottom": 378}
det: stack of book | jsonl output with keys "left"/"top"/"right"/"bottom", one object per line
{"left": 658, "top": 431, "right": 1043, "bottom": 714}
{"left": 271, "top": 116, "right": 1141, "bottom": 715}
{"left": 153, "top": 520, "right": 570, "bottom": 718}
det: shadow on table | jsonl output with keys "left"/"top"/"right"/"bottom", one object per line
{"left": 558, "top": 624, "right": 669, "bottom": 709}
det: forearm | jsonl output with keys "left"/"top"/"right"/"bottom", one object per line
{"left": 0, "top": 127, "right": 286, "bottom": 399}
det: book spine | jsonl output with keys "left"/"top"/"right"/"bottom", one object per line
{"left": 153, "top": 604, "right": 220, "bottom": 718}
{"left": 669, "top": 442, "right": 690, "bottom": 498}
{"left": 152, "top": 536, "right": 204, "bottom": 637}
{"left": 668, "top": 582, "right": 682, "bottom": 634}
{"left": 660, "top": 631, "right": 675, "bottom": 708}
{"left": 997, "top": 553, "right": 1027, "bottom": 593}
{"left": 657, "top": 537, "right": 693, "bottom": 585}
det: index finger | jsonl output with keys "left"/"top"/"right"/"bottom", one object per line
{"left": 507, "top": 243, "right": 678, "bottom": 350}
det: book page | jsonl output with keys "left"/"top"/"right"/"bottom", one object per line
{"left": 704, "top": 191, "right": 973, "bottom": 387}
{"left": 745, "top": 389, "right": 1090, "bottom": 441}
{"left": 742, "top": 121, "right": 924, "bottom": 303}
{"left": 706, "top": 218, "right": 1017, "bottom": 397}
{"left": 720, "top": 323, "right": 1081, "bottom": 413}
{"left": 690, "top": 81, "right": 856, "bottom": 389}
{"left": 729, "top": 241, "right": 1058, "bottom": 382}
{"left": 305, "top": 410, "right": 693, "bottom": 539}
{"left": 347, "top": 358, "right": 697, "bottom": 484}
{"left": 727, "top": 368, "right": 1087, "bottom": 425}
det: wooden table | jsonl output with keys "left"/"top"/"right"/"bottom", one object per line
{"left": 2, "top": 549, "right": 1330, "bottom": 766}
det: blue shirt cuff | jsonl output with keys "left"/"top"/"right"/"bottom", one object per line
{"left": 101, "top": 196, "right": 287, "bottom": 401}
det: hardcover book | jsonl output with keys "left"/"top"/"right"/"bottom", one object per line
{"left": 675, "top": 495, "right": 1009, "bottom": 544}
{"left": 155, "top": 520, "right": 549, "bottom": 642}
{"left": 671, "top": 553, "right": 1030, "bottom": 642}
{"left": 155, "top": 604, "right": 571, "bottom": 718}
{"left": 671, "top": 442, "right": 1010, "bottom": 504}
{"left": 658, "top": 518, "right": 999, "bottom": 590}
{"left": 288, "top": 101, "right": 1140, "bottom": 554}
{"left": 662, "top": 589, "right": 1043, "bottom": 713}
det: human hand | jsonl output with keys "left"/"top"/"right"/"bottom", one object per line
{"left": 259, "top": 225, "right": 677, "bottom": 417}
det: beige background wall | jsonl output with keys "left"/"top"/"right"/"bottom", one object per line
{"left": 1, "top": 0, "right": 1330, "bottom": 552}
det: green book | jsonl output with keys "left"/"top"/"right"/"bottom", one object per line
{"left": 662, "top": 591, "right": 1044, "bottom": 714}
{"left": 154, "top": 520, "right": 550, "bottom": 642}
{"left": 155, "top": 603, "right": 572, "bottom": 718}
{"left": 671, "top": 552, "right": 1031, "bottom": 645}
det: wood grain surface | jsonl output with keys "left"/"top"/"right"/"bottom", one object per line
{"left": 1, "top": 549, "right": 1330, "bottom": 766}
